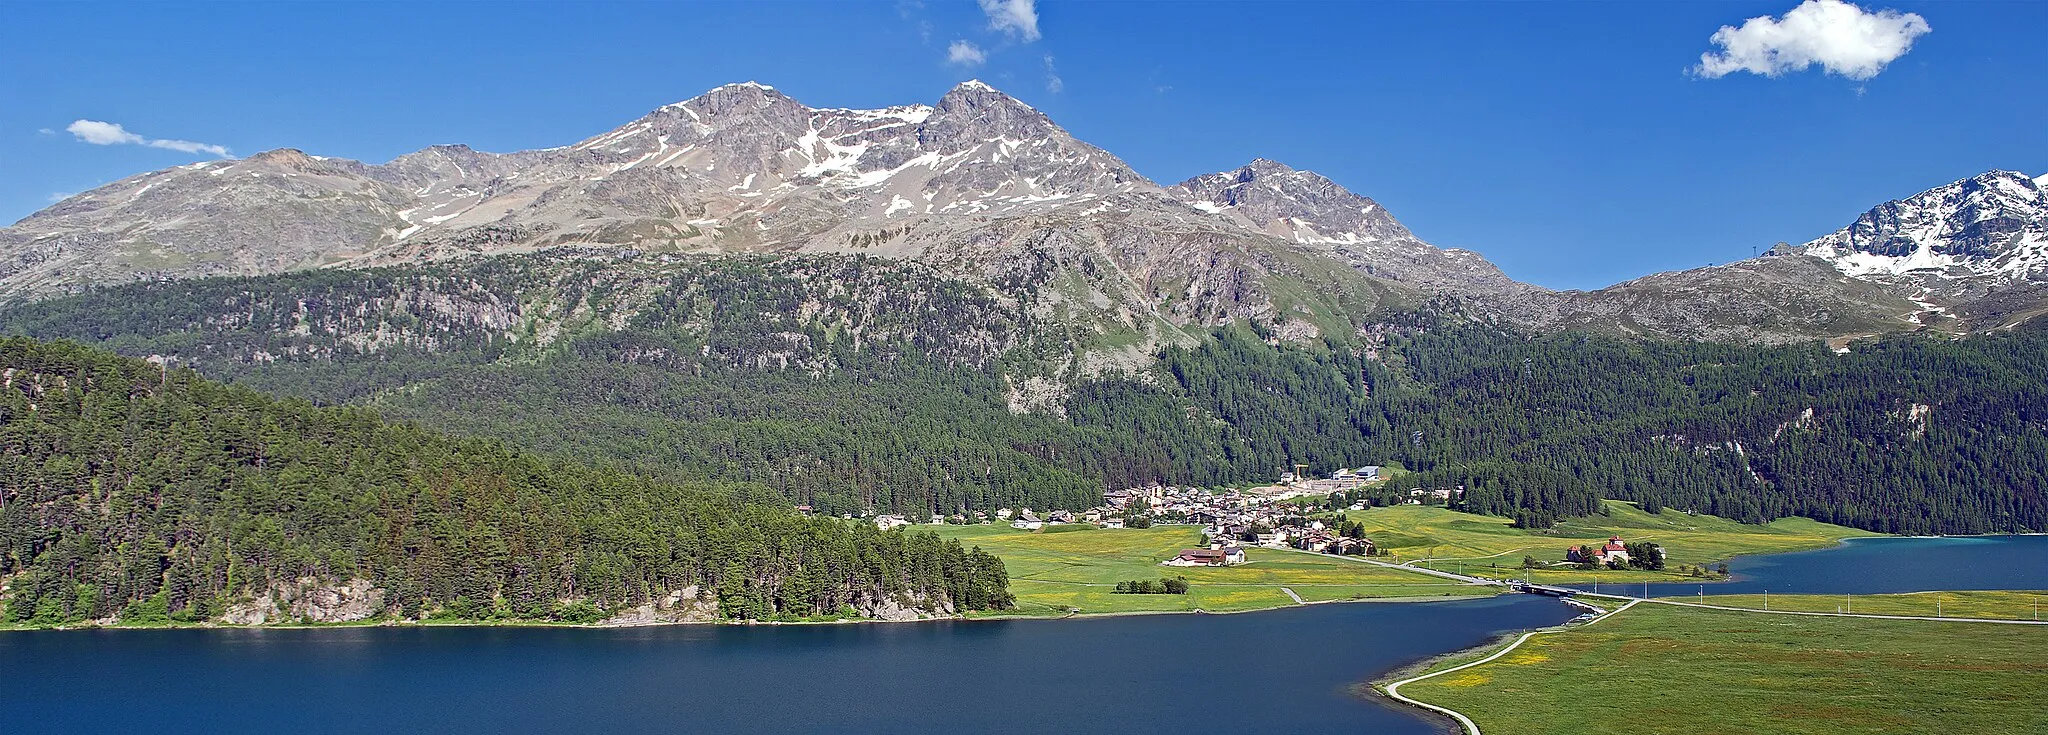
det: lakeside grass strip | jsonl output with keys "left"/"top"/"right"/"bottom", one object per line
{"left": 1669, "top": 590, "right": 2048, "bottom": 621}
{"left": 1383, "top": 600, "right": 1639, "bottom": 735}
{"left": 1400, "top": 600, "right": 2048, "bottom": 735}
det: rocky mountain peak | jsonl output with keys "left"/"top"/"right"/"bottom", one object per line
{"left": 1238, "top": 158, "right": 1297, "bottom": 178}
{"left": 246, "top": 148, "right": 321, "bottom": 169}
{"left": 1170, "top": 159, "right": 1412, "bottom": 241}
{"left": 926, "top": 80, "right": 1054, "bottom": 143}
{"left": 670, "top": 80, "right": 802, "bottom": 117}
{"left": 1798, "top": 169, "right": 2048, "bottom": 287}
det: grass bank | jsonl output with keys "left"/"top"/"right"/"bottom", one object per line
{"left": 1398, "top": 602, "right": 2048, "bottom": 735}
{"left": 926, "top": 524, "right": 1475, "bottom": 616}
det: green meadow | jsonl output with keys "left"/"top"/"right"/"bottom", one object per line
{"left": 1398, "top": 602, "right": 2048, "bottom": 735}
{"left": 926, "top": 524, "right": 1479, "bottom": 616}
{"left": 1346, "top": 501, "right": 1877, "bottom": 584}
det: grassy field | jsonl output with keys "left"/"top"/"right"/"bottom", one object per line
{"left": 1347, "top": 502, "right": 1878, "bottom": 584}
{"left": 926, "top": 524, "right": 1479, "bottom": 616}
{"left": 1399, "top": 602, "right": 2048, "bottom": 735}
{"left": 1683, "top": 590, "right": 2048, "bottom": 621}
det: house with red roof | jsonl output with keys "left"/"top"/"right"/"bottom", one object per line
{"left": 1567, "top": 536, "right": 1632, "bottom": 565}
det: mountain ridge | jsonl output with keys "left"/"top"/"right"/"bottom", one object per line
{"left": 7, "top": 80, "right": 2048, "bottom": 345}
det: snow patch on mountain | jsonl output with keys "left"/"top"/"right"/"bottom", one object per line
{"left": 1798, "top": 170, "right": 2048, "bottom": 287}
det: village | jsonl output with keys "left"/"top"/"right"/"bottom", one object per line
{"left": 852, "top": 465, "right": 1654, "bottom": 572}
{"left": 859, "top": 464, "right": 1462, "bottom": 565}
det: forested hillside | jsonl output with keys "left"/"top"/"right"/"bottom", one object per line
{"left": 6, "top": 257, "right": 2048, "bottom": 535}
{"left": 0, "top": 337, "right": 1011, "bottom": 626}
{"left": 1117, "top": 321, "right": 2048, "bottom": 534}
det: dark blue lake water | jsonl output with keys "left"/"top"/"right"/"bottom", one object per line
{"left": 0, "top": 596, "right": 1574, "bottom": 734}
{"left": 1591, "top": 534, "right": 2048, "bottom": 599}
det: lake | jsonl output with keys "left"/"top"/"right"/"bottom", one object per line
{"left": 16, "top": 536, "right": 2046, "bottom": 733}
{"left": 1589, "top": 534, "right": 2048, "bottom": 599}
{"left": 0, "top": 596, "right": 1573, "bottom": 734}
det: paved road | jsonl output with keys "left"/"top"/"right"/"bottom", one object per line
{"left": 1382, "top": 599, "right": 1640, "bottom": 735}
{"left": 1303, "top": 551, "right": 1505, "bottom": 586}
{"left": 1279, "top": 587, "right": 1305, "bottom": 604}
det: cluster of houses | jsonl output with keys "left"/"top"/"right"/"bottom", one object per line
{"left": 1000, "top": 508, "right": 1079, "bottom": 530}
{"left": 854, "top": 467, "right": 1393, "bottom": 569}
{"left": 1102, "top": 471, "right": 1386, "bottom": 567}
{"left": 1566, "top": 536, "right": 1632, "bottom": 565}
{"left": 866, "top": 507, "right": 1091, "bottom": 531}
{"left": 1273, "top": 464, "right": 1383, "bottom": 494}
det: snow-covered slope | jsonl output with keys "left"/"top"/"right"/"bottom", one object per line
{"left": 1798, "top": 170, "right": 2048, "bottom": 290}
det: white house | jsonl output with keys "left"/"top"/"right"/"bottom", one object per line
{"left": 1163, "top": 547, "right": 1247, "bottom": 567}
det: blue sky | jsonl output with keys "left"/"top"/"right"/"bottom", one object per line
{"left": 4, "top": 1, "right": 2043, "bottom": 289}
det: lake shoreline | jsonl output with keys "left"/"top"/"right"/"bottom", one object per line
{"left": 23, "top": 532, "right": 2037, "bottom": 633}
{"left": 0, "top": 590, "right": 1507, "bottom": 633}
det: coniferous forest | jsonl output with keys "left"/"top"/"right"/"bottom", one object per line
{"left": 3, "top": 254, "right": 2046, "bottom": 539}
{"left": 0, "top": 337, "right": 1011, "bottom": 626}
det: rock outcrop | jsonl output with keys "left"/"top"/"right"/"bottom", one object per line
{"left": 218, "top": 578, "right": 387, "bottom": 625}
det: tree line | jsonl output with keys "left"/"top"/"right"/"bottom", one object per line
{"left": 0, "top": 337, "right": 1011, "bottom": 626}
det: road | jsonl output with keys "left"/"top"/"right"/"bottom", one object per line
{"left": 1291, "top": 549, "right": 1506, "bottom": 586}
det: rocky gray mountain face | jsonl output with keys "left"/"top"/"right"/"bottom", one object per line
{"left": 1, "top": 81, "right": 1472, "bottom": 369}
{"left": 1166, "top": 159, "right": 1530, "bottom": 297}
{"left": 1794, "top": 170, "right": 2048, "bottom": 325}
{"left": 5, "top": 79, "right": 2046, "bottom": 347}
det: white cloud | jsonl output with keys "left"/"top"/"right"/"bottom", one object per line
{"left": 978, "top": 0, "right": 1040, "bottom": 43}
{"left": 66, "top": 119, "right": 230, "bottom": 157}
{"left": 67, "top": 120, "right": 144, "bottom": 146}
{"left": 47, "top": 192, "right": 75, "bottom": 203}
{"left": 1695, "top": 0, "right": 1930, "bottom": 81}
{"left": 37, "top": 128, "right": 55, "bottom": 136}
{"left": 947, "top": 40, "right": 988, "bottom": 66}
{"left": 1043, "top": 55, "right": 1064, "bottom": 93}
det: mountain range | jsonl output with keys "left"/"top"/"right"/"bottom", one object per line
{"left": 6, "top": 80, "right": 2048, "bottom": 348}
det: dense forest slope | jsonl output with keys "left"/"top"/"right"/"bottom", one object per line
{"left": 8, "top": 255, "right": 2048, "bottom": 535}
{"left": 0, "top": 337, "right": 1011, "bottom": 627}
